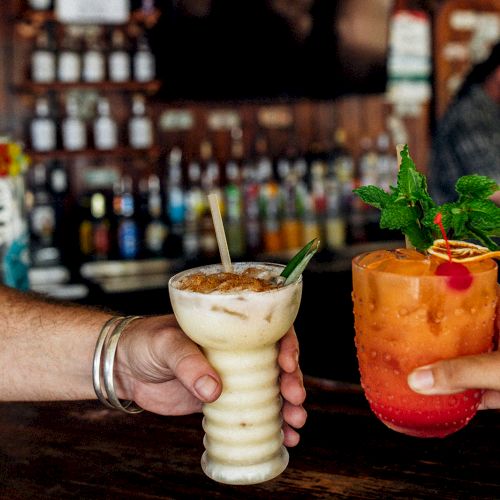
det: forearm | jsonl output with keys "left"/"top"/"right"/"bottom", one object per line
{"left": 0, "top": 285, "right": 112, "bottom": 401}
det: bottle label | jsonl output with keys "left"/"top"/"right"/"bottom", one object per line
{"left": 83, "top": 51, "right": 105, "bottom": 82}
{"left": 119, "top": 220, "right": 138, "bottom": 259}
{"left": 109, "top": 52, "right": 130, "bottom": 82}
{"left": 129, "top": 119, "right": 153, "bottom": 149}
{"left": 134, "top": 53, "right": 155, "bottom": 82}
{"left": 63, "top": 119, "right": 86, "bottom": 150}
{"left": 32, "top": 52, "right": 56, "bottom": 82}
{"left": 145, "top": 220, "right": 167, "bottom": 253}
{"left": 58, "top": 52, "right": 81, "bottom": 82}
{"left": 31, "top": 119, "right": 56, "bottom": 152}
{"left": 94, "top": 118, "right": 118, "bottom": 150}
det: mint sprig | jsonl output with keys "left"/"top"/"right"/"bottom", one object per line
{"left": 353, "top": 145, "right": 500, "bottom": 251}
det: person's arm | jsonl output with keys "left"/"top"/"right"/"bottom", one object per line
{"left": 0, "top": 285, "right": 112, "bottom": 401}
{"left": 0, "top": 285, "right": 307, "bottom": 445}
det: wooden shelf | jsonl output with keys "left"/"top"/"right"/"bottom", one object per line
{"left": 15, "top": 8, "right": 160, "bottom": 28}
{"left": 26, "top": 146, "right": 161, "bottom": 163}
{"left": 13, "top": 80, "right": 161, "bottom": 95}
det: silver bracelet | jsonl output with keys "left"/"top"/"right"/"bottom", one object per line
{"left": 93, "top": 315, "right": 144, "bottom": 414}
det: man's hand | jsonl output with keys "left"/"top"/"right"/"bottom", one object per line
{"left": 115, "top": 316, "right": 307, "bottom": 446}
{"left": 408, "top": 351, "right": 500, "bottom": 409}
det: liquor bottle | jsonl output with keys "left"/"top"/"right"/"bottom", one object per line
{"left": 310, "top": 157, "right": 327, "bottom": 241}
{"left": 58, "top": 26, "right": 82, "bottom": 83}
{"left": 48, "top": 161, "right": 69, "bottom": 262}
{"left": 108, "top": 29, "right": 131, "bottom": 82}
{"left": 242, "top": 161, "right": 261, "bottom": 255}
{"left": 301, "top": 192, "right": 321, "bottom": 246}
{"left": 28, "top": 163, "right": 59, "bottom": 266}
{"left": 90, "top": 191, "right": 111, "bottom": 260}
{"left": 357, "top": 137, "right": 380, "bottom": 237}
{"left": 376, "top": 132, "right": 398, "bottom": 192}
{"left": 324, "top": 178, "right": 346, "bottom": 251}
{"left": 199, "top": 140, "right": 219, "bottom": 259}
{"left": 31, "top": 29, "right": 56, "bottom": 83}
{"left": 329, "top": 128, "right": 354, "bottom": 222}
{"left": 82, "top": 28, "right": 106, "bottom": 82}
{"left": 114, "top": 175, "right": 139, "bottom": 260}
{"left": 140, "top": 174, "right": 167, "bottom": 257}
{"left": 133, "top": 35, "right": 155, "bottom": 82}
{"left": 164, "top": 147, "right": 185, "bottom": 257}
{"left": 78, "top": 192, "right": 93, "bottom": 260}
{"left": 278, "top": 153, "right": 302, "bottom": 250}
{"left": 128, "top": 94, "right": 153, "bottom": 149}
{"left": 62, "top": 95, "right": 87, "bottom": 151}
{"left": 93, "top": 97, "right": 118, "bottom": 150}
{"left": 224, "top": 132, "right": 245, "bottom": 257}
{"left": 183, "top": 160, "right": 204, "bottom": 260}
{"left": 30, "top": 97, "right": 57, "bottom": 152}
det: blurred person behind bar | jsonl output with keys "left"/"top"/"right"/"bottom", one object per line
{"left": 429, "top": 41, "right": 500, "bottom": 205}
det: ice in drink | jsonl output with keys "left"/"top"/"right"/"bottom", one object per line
{"left": 168, "top": 263, "right": 302, "bottom": 484}
{"left": 353, "top": 248, "right": 498, "bottom": 438}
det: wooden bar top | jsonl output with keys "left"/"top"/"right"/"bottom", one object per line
{"left": 1, "top": 377, "right": 499, "bottom": 499}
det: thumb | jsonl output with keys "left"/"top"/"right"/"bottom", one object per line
{"left": 408, "top": 351, "right": 500, "bottom": 395}
{"left": 166, "top": 335, "right": 222, "bottom": 403}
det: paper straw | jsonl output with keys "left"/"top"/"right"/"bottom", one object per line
{"left": 208, "top": 192, "right": 233, "bottom": 272}
{"left": 396, "top": 144, "right": 415, "bottom": 250}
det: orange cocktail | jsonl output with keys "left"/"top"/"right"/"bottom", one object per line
{"left": 353, "top": 248, "right": 498, "bottom": 438}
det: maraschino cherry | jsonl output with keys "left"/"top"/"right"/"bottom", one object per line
{"left": 433, "top": 213, "right": 473, "bottom": 291}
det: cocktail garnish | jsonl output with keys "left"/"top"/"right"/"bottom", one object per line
{"left": 433, "top": 212, "right": 472, "bottom": 291}
{"left": 428, "top": 239, "right": 500, "bottom": 263}
{"left": 354, "top": 145, "right": 500, "bottom": 252}
{"left": 280, "top": 238, "right": 320, "bottom": 285}
{"left": 433, "top": 212, "right": 452, "bottom": 262}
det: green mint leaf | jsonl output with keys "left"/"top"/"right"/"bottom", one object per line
{"left": 379, "top": 204, "right": 416, "bottom": 230}
{"left": 456, "top": 175, "right": 498, "bottom": 201}
{"left": 352, "top": 144, "right": 499, "bottom": 251}
{"left": 353, "top": 186, "right": 391, "bottom": 210}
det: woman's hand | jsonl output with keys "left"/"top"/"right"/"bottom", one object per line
{"left": 115, "top": 316, "right": 307, "bottom": 446}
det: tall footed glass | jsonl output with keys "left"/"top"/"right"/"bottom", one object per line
{"left": 352, "top": 249, "right": 498, "bottom": 438}
{"left": 168, "top": 263, "right": 302, "bottom": 484}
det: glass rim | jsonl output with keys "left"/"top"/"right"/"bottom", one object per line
{"left": 352, "top": 250, "right": 498, "bottom": 277}
{"left": 168, "top": 261, "right": 303, "bottom": 295}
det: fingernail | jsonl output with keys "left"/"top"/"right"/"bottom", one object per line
{"left": 408, "top": 368, "right": 435, "bottom": 391}
{"left": 194, "top": 375, "right": 219, "bottom": 401}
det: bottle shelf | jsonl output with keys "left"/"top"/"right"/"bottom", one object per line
{"left": 16, "top": 8, "right": 160, "bottom": 28}
{"left": 13, "top": 80, "right": 161, "bottom": 95}
{"left": 27, "top": 145, "right": 161, "bottom": 162}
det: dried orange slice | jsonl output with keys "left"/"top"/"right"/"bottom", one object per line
{"left": 428, "top": 239, "right": 500, "bottom": 262}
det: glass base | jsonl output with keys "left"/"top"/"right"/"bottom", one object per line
{"left": 201, "top": 446, "right": 289, "bottom": 485}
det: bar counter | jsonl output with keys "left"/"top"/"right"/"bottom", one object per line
{"left": 1, "top": 377, "right": 499, "bottom": 499}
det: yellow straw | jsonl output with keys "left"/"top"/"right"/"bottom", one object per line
{"left": 208, "top": 192, "right": 233, "bottom": 272}
{"left": 396, "top": 144, "right": 415, "bottom": 250}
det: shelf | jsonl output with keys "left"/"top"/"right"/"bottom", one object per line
{"left": 15, "top": 8, "right": 160, "bottom": 28}
{"left": 13, "top": 80, "right": 161, "bottom": 95}
{"left": 27, "top": 146, "right": 161, "bottom": 163}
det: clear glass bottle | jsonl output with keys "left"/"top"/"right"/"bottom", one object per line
{"left": 93, "top": 97, "right": 118, "bottom": 150}
{"left": 62, "top": 95, "right": 87, "bottom": 151}
{"left": 108, "top": 29, "right": 131, "bottom": 82}
{"left": 58, "top": 26, "right": 82, "bottom": 83}
{"left": 82, "top": 28, "right": 106, "bottom": 82}
{"left": 31, "top": 29, "right": 56, "bottom": 83}
{"left": 128, "top": 94, "right": 153, "bottom": 149}
{"left": 30, "top": 97, "right": 57, "bottom": 152}
{"left": 133, "top": 36, "right": 155, "bottom": 82}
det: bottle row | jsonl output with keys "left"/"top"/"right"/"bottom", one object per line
{"left": 29, "top": 94, "right": 154, "bottom": 152}
{"left": 26, "top": 134, "right": 400, "bottom": 269}
{"left": 30, "top": 25, "right": 155, "bottom": 84}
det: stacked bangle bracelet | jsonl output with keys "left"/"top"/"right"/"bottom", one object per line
{"left": 93, "top": 315, "right": 144, "bottom": 414}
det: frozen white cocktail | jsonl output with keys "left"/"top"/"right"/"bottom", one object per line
{"left": 168, "top": 263, "right": 302, "bottom": 485}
